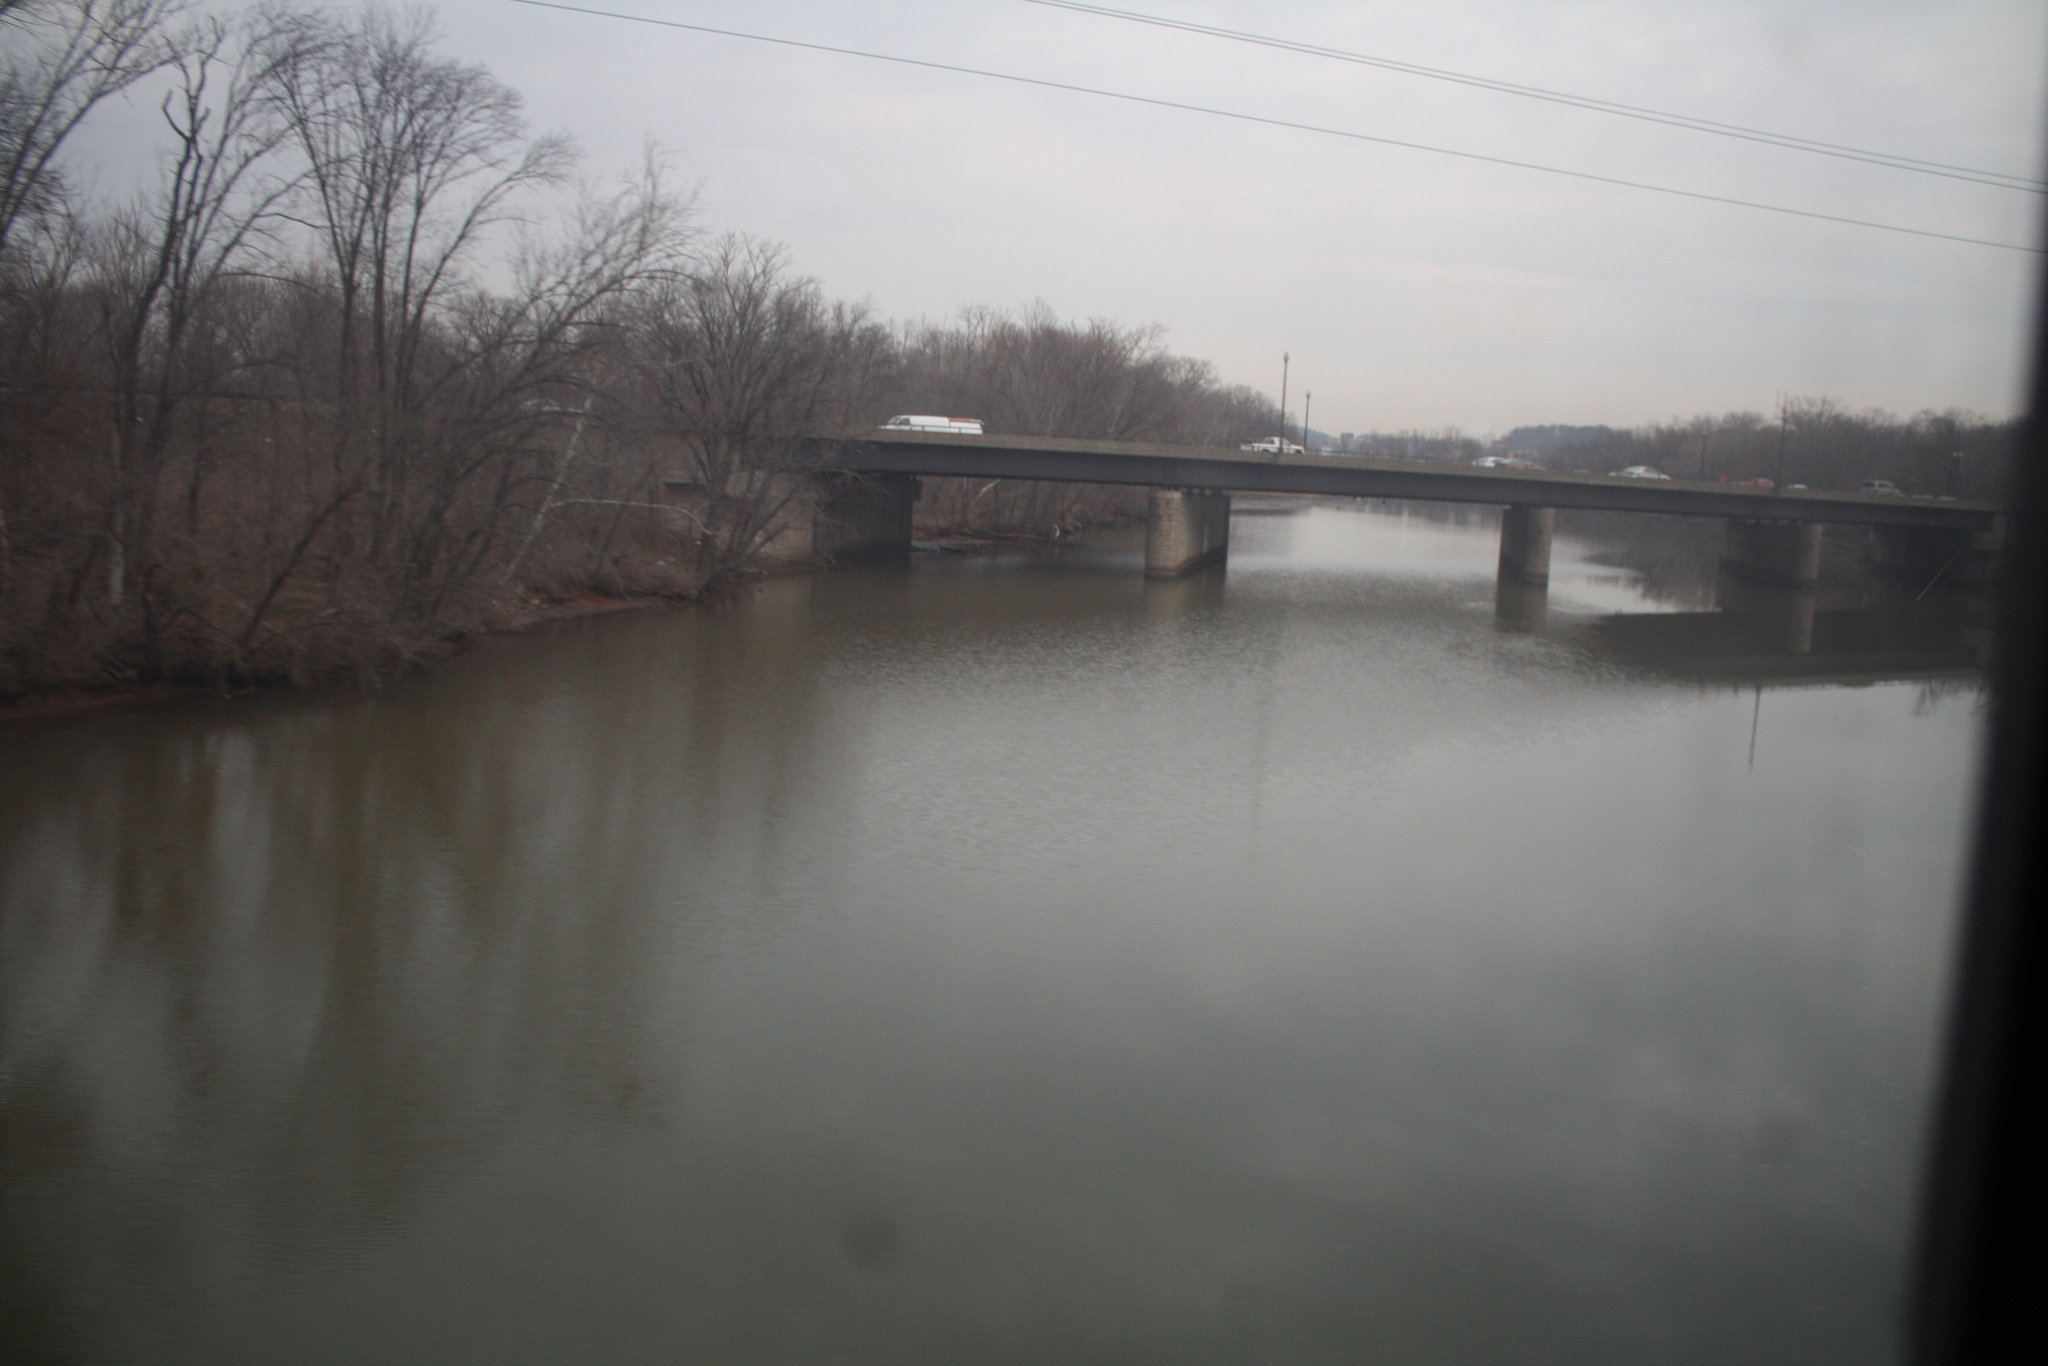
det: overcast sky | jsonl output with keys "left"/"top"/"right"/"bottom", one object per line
{"left": 78, "top": 0, "right": 2048, "bottom": 434}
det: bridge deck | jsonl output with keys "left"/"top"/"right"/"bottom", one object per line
{"left": 790, "top": 432, "right": 1999, "bottom": 530}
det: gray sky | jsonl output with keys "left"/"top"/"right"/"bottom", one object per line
{"left": 81, "top": 0, "right": 2048, "bottom": 433}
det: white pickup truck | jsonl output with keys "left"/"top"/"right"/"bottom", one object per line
{"left": 880, "top": 415, "right": 984, "bottom": 436}
{"left": 1240, "top": 436, "right": 1305, "bottom": 455}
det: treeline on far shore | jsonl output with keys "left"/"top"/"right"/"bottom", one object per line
{"left": 0, "top": 2, "right": 1279, "bottom": 699}
{"left": 1335, "top": 407, "right": 2015, "bottom": 499}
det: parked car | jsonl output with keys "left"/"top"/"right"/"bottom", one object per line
{"left": 1241, "top": 436, "right": 1305, "bottom": 454}
{"left": 1859, "top": 479, "right": 1903, "bottom": 495}
{"left": 880, "top": 414, "right": 983, "bottom": 435}
{"left": 1610, "top": 465, "right": 1671, "bottom": 480}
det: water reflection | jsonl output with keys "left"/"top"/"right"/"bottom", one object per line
{"left": 0, "top": 504, "right": 1981, "bottom": 1364}
{"left": 1494, "top": 578, "right": 1549, "bottom": 633}
{"left": 1590, "top": 597, "right": 1987, "bottom": 684}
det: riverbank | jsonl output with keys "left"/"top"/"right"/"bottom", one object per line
{"left": 0, "top": 511, "right": 1143, "bottom": 725}
{"left": 0, "top": 475, "right": 1152, "bottom": 726}
{"left": 0, "top": 581, "right": 712, "bottom": 729}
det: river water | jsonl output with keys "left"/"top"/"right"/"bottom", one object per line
{"left": 0, "top": 503, "right": 1985, "bottom": 1364}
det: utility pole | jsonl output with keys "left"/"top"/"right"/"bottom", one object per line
{"left": 1303, "top": 391, "right": 1312, "bottom": 453}
{"left": 1776, "top": 399, "right": 1789, "bottom": 490}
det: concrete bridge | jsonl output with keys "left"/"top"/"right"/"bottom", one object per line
{"left": 669, "top": 430, "right": 2001, "bottom": 610}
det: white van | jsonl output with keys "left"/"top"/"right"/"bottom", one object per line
{"left": 880, "top": 415, "right": 984, "bottom": 436}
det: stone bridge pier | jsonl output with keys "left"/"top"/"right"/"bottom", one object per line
{"left": 1146, "top": 487, "right": 1231, "bottom": 577}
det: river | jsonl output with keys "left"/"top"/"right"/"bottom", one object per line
{"left": 0, "top": 502, "right": 1985, "bottom": 1364}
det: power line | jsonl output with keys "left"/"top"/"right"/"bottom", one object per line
{"left": 1023, "top": 0, "right": 2047, "bottom": 194}
{"left": 502, "top": 0, "right": 2042, "bottom": 254}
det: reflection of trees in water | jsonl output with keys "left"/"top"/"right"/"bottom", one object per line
{"left": 1346, "top": 502, "right": 1735, "bottom": 607}
{"left": 1558, "top": 512, "right": 1901, "bottom": 610}
{"left": 0, "top": 601, "right": 840, "bottom": 1354}
{"left": 1352, "top": 497, "right": 1495, "bottom": 532}
{"left": 1559, "top": 511, "right": 1726, "bottom": 607}
{"left": 1913, "top": 677, "right": 1987, "bottom": 717}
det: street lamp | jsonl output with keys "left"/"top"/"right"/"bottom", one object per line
{"left": 1279, "top": 352, "right": 1289, "bottom": 440}
{"left": 1303, "top": 391, "right": 1312, "bottom": 454}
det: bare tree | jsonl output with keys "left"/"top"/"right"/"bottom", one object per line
{"left": 90, "top": 9, "right": 307, "bottom": 622}
{"left": 639, "top": 233, "right": 886, "bottom": 575}
{"left": 259, "top": 2, "right": 572, "bottom": 548}
{"left": 0, "top": 0, "right": 182, "bottom": 261}
{"left": 392, "top": 150, "right": 691, "bottom": 616}
{"left": 890, "top": 303, "right": 1281, "bottom": 536}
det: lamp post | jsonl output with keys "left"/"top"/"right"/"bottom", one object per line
{"left": 1279, "top": 352, "right": 1289, "bottom": 440}
{"left": 1775, "top": 400, "right": 1789, "bottom": 491}
{"left": 1303, "top": 391, "right": 1312, "bottom": 454}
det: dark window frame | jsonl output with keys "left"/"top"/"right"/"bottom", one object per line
{"left": 1907, "top": 167, "right": 2048, "bottom": 1362}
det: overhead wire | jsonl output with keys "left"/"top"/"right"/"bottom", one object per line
{"left": 1022, "top": 0, "right": 2048, "bottom": 194}
{"left": 503, "top": 0, "right": 2042, "bottom": 254}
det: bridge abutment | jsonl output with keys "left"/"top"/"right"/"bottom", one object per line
{"left": 660, "top": 472, "right": 921, "bottom": 565}
{"left": 1146, "top": 487, "right": 1231, "bottom": 577}
{"left": 813, "top": 473, "right": 921, "bottom": 561}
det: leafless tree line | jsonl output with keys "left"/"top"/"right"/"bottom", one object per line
{"left": 1485, "top": 404, "right": 2015, "bottom": 496}
{"left": 1337, "top": 429, "right": 1489, "bottom": 464}
{"left": 895, "top": 303, "right": 1280, "bottom": 536}
{"left": 1636, "top": 403, "right": 2013, "bottom": 497}
{"left": 1330, "top": 405, "right": 2015, "bottom": 498}
{"left": 0, "top": 3, "right": 1285, "bottom": 697}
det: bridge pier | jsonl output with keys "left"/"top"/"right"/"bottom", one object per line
{"left": 1145, "top": 487, "right": 1231, "bottom": 577}
{"left": 1497, "top": 505, "right": 1554, "bottom": 586}
{"left": 1720, "top": 520, "right": 1822, "bottom": 654}
{"left": 1493, "top": 506, "right": 1553, "bottom": 631}
{"left": 1722, "top": 519, "right": 1823, "bottom": 590}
